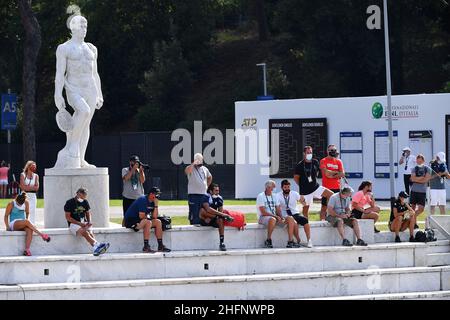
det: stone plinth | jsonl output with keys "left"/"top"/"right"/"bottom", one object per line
{"left": 44, "top": 168, "right": 110, "bottom": 228}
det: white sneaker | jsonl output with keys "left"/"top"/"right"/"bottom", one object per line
{"left": 307, "top": 239, "right": 313, "bottom": 248}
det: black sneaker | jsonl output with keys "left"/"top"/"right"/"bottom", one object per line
{"left": 158, "top": 245, "right": 171, "bottom": 253}
{"left": 286, "top": 241, "right": 295, "bottom": 248}
{"left": 409, "top": 236, "right": 415, "bottom": 242}
{"left": 264, "top": 239, "right": 273, "bottom": 248}
{"left": 143, "top": 245, "right": 156, "bottom": 253}
{"left": 395, "top": 235, "right": 401, "bottom": 243}
{"left": 223, "top": 215, "right": 234, "bottom": 223}
{"left": 356, "top": 239, "right": 368, "bottom": 246}
{"left": 342, "top": 239, "right": 353, "bottom": 247}
{"left": 219, "top": 243, "right": 227, "bottom": 251}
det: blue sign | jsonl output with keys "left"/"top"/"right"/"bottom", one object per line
{"left": 257, "top": 95, "right": 274, "bottom": 101}
{"left": 1, "top": 94, "right": 17, "bottom": 130}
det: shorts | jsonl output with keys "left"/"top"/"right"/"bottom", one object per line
{"left": 292, "top": 214, "right": 309, "bottom": 226}
{"left": 8, "top": 219, "right": 23, "bottom": 231}
{"left": 124, "top": 216, "right": 142, "bottom": 231}
{"left": 303, "top": 186, "right": 327, "bottom": 206}
{"left": 69, "top": 223, "right": 93, "bottom": 236}
{"left": 188, "top": 194, "right": 209, "bottom": 225}
{"left": 258, "top": 216, "right": 286, "bottom": 228}
{"left": 0, "top": 179, "right": 8, "bottom": 185}
{"left": 326, "top": 215, "right": 355, "bottom": 229}
{"left": 200, "top": 216, "right": 220, "bottom": 228}
{"left": 429, "top": 189, "right": 446, "bottom": 206}
{"left": 410, "top": 191, "right": 426, "bottom": 207}
{"left": 321, "top": 189, "right": 340, "bottom": 206}
{"left": 351, "top": 209, "right": 364, "bottom": 219}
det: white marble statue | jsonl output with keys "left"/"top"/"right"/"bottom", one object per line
{"left": 53, "top": 15, "right": 103, "bottom": 169}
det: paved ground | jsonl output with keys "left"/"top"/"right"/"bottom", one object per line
{"left": 0, "top": 200, "right": 400, "bottom": 229}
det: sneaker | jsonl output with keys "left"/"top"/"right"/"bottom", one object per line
{"left": 219, "top": 243, "right": 227, "bottom": 251}
{"left": 158, "top": 245, "right": 171, "bottom": 253}
{"left": 374, "top": 227, "right": 380, "bottom": 233}
{"left": 356, "top": 239, "right": 368, "bottom": 246}
{"left": 395, "top": 235, "right": 401, "bottom": 243}
{"left": 409, "top": 236, "right": 415, "bottom": 242}
{"left": 23, "top": 249, "right": 32, "bottom": 256}
{"left": 307, "top": 239, "right": 313, "bottom": 248}
{"left": 264, "top": 239, "right": 273, "bottom": 248}
{"left": 223, "top": 215, "right": 234, "bottom": 223}
{"left": 286, "top": 241, "right": 295, "bottom": 248}
{"left": 342, "top": 239, "right": 353, "bottom": 247}
{"left": 93, "top": 243, "right": 109, "bottom": 256}
{"left": 293, "top": 242, "right": 302, "bottom": 248}
{"left": 143, "top": 245, "right": 156, "bottom": 253}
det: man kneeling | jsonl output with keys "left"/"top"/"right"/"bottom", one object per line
{"left": 200, "top": 183, "right": 234, "bottom": 251}
{"left": 124, "top": 187, "right": 171, "bottom": 253}
{"left": 64, "top": 188, "right": 110, "bottom": 256}
{"left": 326, "top": 187, "right": 368, "bottom": 247}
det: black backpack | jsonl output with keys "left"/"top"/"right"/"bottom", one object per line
{"left": 415, "top": 229, "right": 437, "bottom": 242}
{"left": 414, "top": 231, "right": 427, "bottom": 242}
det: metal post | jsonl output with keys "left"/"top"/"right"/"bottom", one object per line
{"left": 256, "top": 63, "right": 267, "bottom": 96}
{"left": 383, "top": 0, "right": 396, "bottom": 209}
{"left": 7, "top": 88, "right": 11, "bottom": 165}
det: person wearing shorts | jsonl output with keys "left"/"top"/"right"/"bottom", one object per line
{"left": 294, "top": 146, "right": 333, "bottom": 220}
{"left": 351, "top": 181, "right": 381, "bottom": 233}
{"left": 199, "top": 184, "right": 234, "bottom": 251}
{"left": 64, "top": 187, "right": 109, "bottom": 256}
{"left": 277, "top": 179, "right": 313, "bottom": 248}
{"left": 320, "top": 144, "right": 345, "bottom": 221}
{"left": 0, "top": 160, "right": 10, "bottom": 198}
{"left": 389, "top": 191, "right": 416, "bottom": 242}
{"left": 429, "top": 152, "right": 449, "bottom": 215}
{"left": 326, "top": 188, "right": 367, "bottom": 247}
{"left": 410, "top": 154, "right": 432, "bottom": 227}
{"left": 256, "top": 180, "right": 290, "bottom": 248}
{"left": 124, "top": 187, "right": 171, "bottom": 253}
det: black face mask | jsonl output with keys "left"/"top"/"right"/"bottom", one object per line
{"left": 328, "top": 150, "right": 337, "bottom": 157}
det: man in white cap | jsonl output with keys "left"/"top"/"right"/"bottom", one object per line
{"left": 399, "top": 147, "right": 416, "bottom": 194}
{"left": 185, "top": 153, "right": 212, "bottom": 225}
{"left": 429, "top": 152, "right": 450, "bottom": 215}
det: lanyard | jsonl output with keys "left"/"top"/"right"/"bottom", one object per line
{"left": 283, "top": 193, "right": 290, "bottom": 210}
{"left": 265, "top": 194, "right": 275, "bottom": 215}
{"left": 304, "top": 162, "right": 313, "bottom": 177}
{"left": 194, "top": 166, "right": 205, "bottom": 182}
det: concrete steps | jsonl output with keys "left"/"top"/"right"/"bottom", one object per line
{"left": 427, "top": 253, "right": 450, "bottom": 266}
{"left": 0, "top": 220, "right": 375, "bottom": 257}
{"left": 1, "top": 266, "right": 448, "bottom": 300}
{"left": 0, "top": 242, "right": 440, "bottom": 285}
{"left": 306, "top": 290, "right": 450, "bottom": 300}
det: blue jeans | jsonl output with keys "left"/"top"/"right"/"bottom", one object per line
{"left": 188, "top": 194, "right": 206, "bottom": 225}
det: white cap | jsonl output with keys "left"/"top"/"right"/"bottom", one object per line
{"left": 402, "top": 147, "right": 411, "bottom": 152}
{"left": 436, "top": 152, "right": 446, "bottom": 163}
{"left": 194, "top": 153, "right": 203, "bottom": 164}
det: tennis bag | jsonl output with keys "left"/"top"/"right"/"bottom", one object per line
{"left": 157, "top": 216, "right": 172, "bottom": 231}
{"left": 414, "top": 228, "right": 437, "bottom": 243}
{"left": 223, "top": 210, "right": 246, "bottom": 230}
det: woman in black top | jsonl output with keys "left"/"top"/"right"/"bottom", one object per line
{"left": 389, "top": 191, "right": 416, "bottom": 243}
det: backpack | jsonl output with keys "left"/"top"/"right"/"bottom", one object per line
{"left": 414, "top": 231, "right": 427, "bottom": 242}
{"left": 414, "top": 229, "right": 437, "bottom": 242}
{"left": 223, "top": 210, "right": 246, "bottom": 230}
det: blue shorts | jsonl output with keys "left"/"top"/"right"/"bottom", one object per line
{"left": 188, "top": 194, "right": 210, "bottom": 225}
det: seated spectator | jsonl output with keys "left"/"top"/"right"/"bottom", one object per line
{"left": 64, "top": 188, "right": 110, "bottom": 256}
{"left": 389, "top": 191, "right": 417, "bottom": 242}
{"left": 257, "top": 180, "right": 298, "bottom": 248}
{"left": 326, "top": 187, "right": 368, "bottom": 247}
{"left": 277, "top": 179, "right": 313, "bottom": 248}
{"left": 199, "top": 184, "right": 234, "bottom": 251}
{"left": 351, "top": 181, "right": 381, "bottom": 233}
{"left": 3, "top": 192, "right": 51, "bottom": 256}
{"left": 124, "top": 187, "right": 171, "bottom": 253}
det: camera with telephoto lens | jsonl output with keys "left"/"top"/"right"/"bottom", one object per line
{"left": 137, "top": 161, "right": 150, "bottom": 170}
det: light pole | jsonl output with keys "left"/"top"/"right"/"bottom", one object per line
{"left": 383, "top": 0, "right": 396, "bottom": 209}
{"left": 256, "top": 63, "right": 267, "bottom": 96}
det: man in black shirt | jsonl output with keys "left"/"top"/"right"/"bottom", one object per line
{"left": 389, "top": 191, "right": 416, "bottom": 243}
{"left": 64, "top": 187, "right": 110, "bottom": 256}
{"left": 294, "top": 146, "right": 333, "bottom": 219}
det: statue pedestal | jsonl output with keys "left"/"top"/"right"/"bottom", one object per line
{"left": 44, "top": 168, "right": 110, "bottom": 228}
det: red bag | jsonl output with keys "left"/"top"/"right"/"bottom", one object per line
{"left": 223, "top": 210, "right": 246, "bottom": 230}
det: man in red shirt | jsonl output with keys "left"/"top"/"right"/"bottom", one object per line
{"left": 320, "top": 144, "right": 345, "bottom": 221}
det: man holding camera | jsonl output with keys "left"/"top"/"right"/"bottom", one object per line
{"left": 124, "top": 187, "right": 171, "bottom": 253}
{"left": 122, "top": 155, "right": 146, "bottom": 226}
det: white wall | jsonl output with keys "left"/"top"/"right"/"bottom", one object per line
{"left": 235, "top": 93, "right": 450, "bottom": 199}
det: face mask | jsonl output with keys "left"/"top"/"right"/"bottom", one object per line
{"left": 306, "top": 154, "right": 313, "bottom": 161}
{"left": 77, "top": 198, "right": 84, "bottom": 203}
{"left": 212, "top": 194, "right": 219, "bottom": 198}
{"left": 417, "top": 163, "right": 424, "bottom": 167}
{"left": 328, "top": 150, "right": 337, "bottom": 157}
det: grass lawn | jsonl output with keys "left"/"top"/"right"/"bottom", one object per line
{"left": 110, "top": 210, "right": 428, "bottom": 231}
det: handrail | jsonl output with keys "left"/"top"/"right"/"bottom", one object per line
{"left": 428, "top": 215, "right": 450, "bottom": 240}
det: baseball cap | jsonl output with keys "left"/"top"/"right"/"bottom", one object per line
{"left": 402, "top": 147, "right": 411, "bottom": 152}
{"left": 398, "top": 191, "right": 409, "bottom": 198}
{"left": 76, "top": 187, "right": 88, "bottom": 195}
{"left": 148, "top": 187, "right": 161, "bottom": 195}
{"left": 437, "top": 152, "right": 446, "bottom": 163}
{"left": 130, "top": 155, "right": 140, "bottom": 162}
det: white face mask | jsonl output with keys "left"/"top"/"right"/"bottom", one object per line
{"left": 306, "top": 154, "right": 313, "bottom": 161}
{"left": 77, "top": 198, "right": 85, "bottom": 203}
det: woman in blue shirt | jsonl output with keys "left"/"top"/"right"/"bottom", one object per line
{"left": 3, "top": 192, "right": 51, "bottom": 256}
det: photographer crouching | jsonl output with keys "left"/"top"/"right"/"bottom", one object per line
{"left": 121, "top": 155, "right": 149, "bottom": 226}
